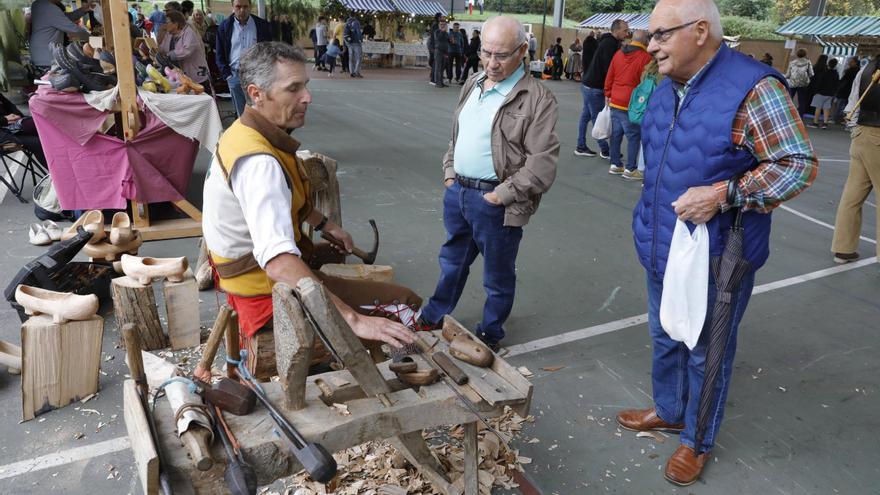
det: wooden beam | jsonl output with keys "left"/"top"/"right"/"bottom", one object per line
{"left": 123, "top": 379, "right": 159, "bottom": 495}
{"left": 108, "top": 0, "right": 139, "bottom": 140}
{"left": 0, "top": 340, "right": 22, "bottom": 370}
{"left": 136, "top": 217, "right": 203, "bottom": 241}
{"left": 272, "top": 283, "right": 313, "bottom": 410}
{"left": 462, "top": 422, "right": 479, "bottom": 495}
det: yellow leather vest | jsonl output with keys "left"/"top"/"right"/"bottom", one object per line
{"left": 209, "top": 119, "right": 312, "bottom": 296}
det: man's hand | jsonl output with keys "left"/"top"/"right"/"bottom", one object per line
{"left": 483, "top": 191, "right": 502, "bottom": 205}
{"left": 192, "top": 364, "right": 211, "bottom": 383}
{"left": 323, "top": 221, "right": 353, "bottom": 253}
{"left": 672, "top": 186, "right": 721, "bottom": 225}
{"left": 444, "top": 178, "right": 455, "bottom": 188}
{"left": 5, "top": 114, "right": 20, "bottom": 124}
{"left": 350, "top": 314, "right": 415, "bottom": 349}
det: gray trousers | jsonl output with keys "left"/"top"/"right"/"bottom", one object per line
{"left": 433, "top": 51, "right": 447, "bottom": 84}
{"left": 348, "top": 43, "right": 362, "bottom": 74}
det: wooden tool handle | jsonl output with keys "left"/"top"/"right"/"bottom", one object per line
{"left": 432, "top": 352, "right": 469, "bottom": 385}
{"left": 320, "top": 231, "right": 369, "bottom": 260}
{"left": 226, "top": 310, "right": 240, "bottom": 379}
{"left": 180, "top": 425, "right": 214, "bottom": 471}
{"left": 122, "top": 323, "right": 146, "bottom": 384}
{"left": 198, "top": 305, "right": 231, "bottom": 373}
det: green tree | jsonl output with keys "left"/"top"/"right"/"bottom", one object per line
{"left": 719, "top": 0, "right": 772, "bottom": 18}
{"left": 721, "top": 15, "right": 782, "bottom": 39}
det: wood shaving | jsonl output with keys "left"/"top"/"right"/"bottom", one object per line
{"left": 516, "top": 367, "right": 533, "bottom": 377}
{"left": 636, "top": 431, "right": 664, "bottom": 443}
{"left": 332, "top": 403, "right": 351, "bottom": 416}
{"left": 282, "top": 406, "right": 534, "bottom": 494}
{"left": 540, "top": 366, "right": 565, "bottom": 372}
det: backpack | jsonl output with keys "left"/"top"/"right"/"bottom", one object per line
{"left": 788, "top": 61, "right": 811, "bottom": 88}
{"left": 628, "top": 74, "right": 657, "bottom": 125}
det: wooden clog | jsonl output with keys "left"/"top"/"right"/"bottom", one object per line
{"left": 120, "top": 254, "right": 189, "bottom": 285}
{"left": 14, "top": 285, "right": 99, "bottom": 323}
{"left": 397, "top": 368, "right": 439, "bottom": 386}
{"left": 389, "top": 357, "right": 417, "bottom": 374}
{"left": 448, "top": 335, "right": 494, "bottom": 368}
{"left": 81, "top": 232, "right": 143, "bottom": 262}
{"left": 109, "top": 212, "right": 134, "bottom": 245}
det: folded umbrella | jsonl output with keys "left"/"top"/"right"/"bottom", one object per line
{"left": 694, "top": 177, "right": 752, "bottom": 455}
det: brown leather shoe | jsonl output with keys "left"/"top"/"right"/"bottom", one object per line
{"left": 616, "top": 408, "right": 685, "bottom": 432}
{"left": 664, "top": 444, "right": 710, "bottom": 486}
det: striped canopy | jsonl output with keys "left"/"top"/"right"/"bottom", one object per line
{"left": 392, "top": 0, "right": 447, "bottom": 17}
{"left": 579, "top": 13, "right": 650, "bottom": 30}
{"left": 339, "top": 0, "right": 396, "bottom": 13}
{"left": 776, "top": 16, "right": 880, "bottom": 38}
{"left": 817, "top": 38, "right": 859, "bottom": 57}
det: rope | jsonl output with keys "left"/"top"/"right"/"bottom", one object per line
{"left": 226, "top": 349, "right": 264, "bottom": 394}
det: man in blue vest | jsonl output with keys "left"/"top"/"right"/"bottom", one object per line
{"left": 617, "top": 0, "right": 817, "bottom": 486}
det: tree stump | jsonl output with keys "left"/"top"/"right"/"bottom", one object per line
{"left": 164, "top": 269, "right": 200, "bottom": 350}
{"left": 111, "top": 276, "right": 166, "bottom": 350}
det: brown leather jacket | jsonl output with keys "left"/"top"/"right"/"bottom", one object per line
{"left": 443, "top": 68, "right": 560, "bottom": 227}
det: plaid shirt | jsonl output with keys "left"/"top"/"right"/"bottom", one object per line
{"left": 713, "top": 77, "right": 819, "bottom": 212}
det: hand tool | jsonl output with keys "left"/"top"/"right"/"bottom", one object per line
{"left": 235, "top": 355, "right": 338, "bottom": 483}
{"left": 226, "top": 310, "right": 241, "bottom": 380}
{"left": 448, "top": 335, "right": 494, "bottom": 368}
{"left": 195, "top": 377, "right": 256, "bottom": 416}
{"left": 122, "top": 323, "right": 173, "bottom": 495}
{"left": 320, "top": 219, "right": 379, "bottom": 264}
{"left": 208, "top": 404, "right": 257, "bottom": 495}
{"left": 193, "top": 305, "right": 232, "bottom": 381}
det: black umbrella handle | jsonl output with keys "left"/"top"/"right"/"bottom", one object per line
{"left": 726, "top": 173, "right": 745, "bottom": 229}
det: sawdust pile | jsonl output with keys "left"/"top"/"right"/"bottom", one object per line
{"left": 281, "top": 407, "right": 535, "bottom": 495}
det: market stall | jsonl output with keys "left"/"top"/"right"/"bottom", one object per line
{"left": 776, "top": 15, "right": 880, "bottom": 59}
{"left": 32, "top": 0, "right": 221, "bottom": 241}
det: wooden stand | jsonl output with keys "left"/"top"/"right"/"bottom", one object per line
{"left": 136, "top": 280, "right": 532, "bottom": 494}
{"left": 21, "top": 315, "right": 104, "bottom": 421}
{"left": 163, "top": 268, "right": 200, "bottom": 350}
{"left": 104, "top": 0, "right": 202, "bottom": 241}
{"left": 111, "top": 276, "right": 167, "bottom": 350}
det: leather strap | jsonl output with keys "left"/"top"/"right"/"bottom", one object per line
{"left": 212, "top": 252, "right": 261, "bottom": 279}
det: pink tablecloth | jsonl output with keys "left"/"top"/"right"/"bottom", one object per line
{"left": 29, "top": 89, "right": 199, "bottom": 210}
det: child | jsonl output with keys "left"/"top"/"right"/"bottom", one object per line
{"left": 324, "top": 39, "right": 341, "bottom": 76}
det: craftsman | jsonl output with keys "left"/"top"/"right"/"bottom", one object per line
{"left": 620, "top": 0, "right": 817, "bottom": 486}
{"left": 416, "top": 16, "right": 559, "bottom": 351}
{"left": 200, "top": 42, "right": 417, "bottom": 380}
{"left": 831, "top": 54, "right": 880, "bottom": 265}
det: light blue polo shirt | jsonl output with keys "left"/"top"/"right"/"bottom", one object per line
{"left": 453, "top": 65, "right": 525, "bottom": 181}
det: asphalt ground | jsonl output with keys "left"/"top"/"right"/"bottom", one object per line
{"left": 0, "top": 67, "right": 877, "bottom": 494}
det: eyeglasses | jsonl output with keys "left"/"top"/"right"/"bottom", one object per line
{"left": 480, "top": 46, "right": 522, "bottom": 62}
{"left": 647, "top": 20, "right": 699, "bottom": 43}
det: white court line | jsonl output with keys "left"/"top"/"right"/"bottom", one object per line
{"left": 0, "top": 437, "right": 130, "bottom": 481}
{"left": 821, "top": 158, "right": 850, "bottom": 163}
{"left": 779, "top": 205, "right": 877, "bottom": 245}
{"left": 0, "top": 209, "right": 876, "bottom": 480}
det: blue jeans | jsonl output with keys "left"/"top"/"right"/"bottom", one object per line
{"left": 576, "top": 85, "right": 592, "bottom": 150}
{"left": 584, "top": 87, "right": 609, "bottom": 154}
{"left": 646, "top": 269, "right": 755, "bottom": 452}
{"left": 348, "top": 43, "right": 362, "bottom": 74}
{"left": 421, "top": 182, "right": 523, "bottom": 342}
{"left": 610, "top": 108, "right": 641, "bottom": 171}
{"left": 227, "top": 71, "right": 246, "bottom": 117}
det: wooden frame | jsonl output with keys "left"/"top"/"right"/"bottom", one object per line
{"left": 104, "top": 0, "right": 202, "bottom": 241}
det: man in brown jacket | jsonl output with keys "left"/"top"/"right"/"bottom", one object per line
{"left": 416, "top": 16, "right": 559, "bottom": 350}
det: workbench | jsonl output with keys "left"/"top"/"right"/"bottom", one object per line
{"left": 128, "top": 279, "right": 532, "bottom": 494}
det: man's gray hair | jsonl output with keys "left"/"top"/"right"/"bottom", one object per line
{"left": 483, "top": 16, "right": 528, "bottom": 47}
{"left": 239, "top": 42, "right": 307, "bottom": 101}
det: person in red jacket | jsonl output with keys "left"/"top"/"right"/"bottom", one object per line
{"left": 604, "top": 30, "right": 652, "bottom": 179}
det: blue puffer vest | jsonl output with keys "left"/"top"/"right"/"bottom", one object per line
{"left": 633, "top": 44, "right": 785, "bottom": 278}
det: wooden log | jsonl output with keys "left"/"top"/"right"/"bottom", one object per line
{"left": 111, "top": 276, "right": 166, "bottom": 350}
{"left": 21, "top": 315, "right": 104, "bottom": 421}
{"left": 124, "top": 379, "right": 158, "bottom": 495}
{"left": 318, "top": 263, "right": 395, "bottom": 283}
{"left": 164, "top": 268, "right": 200, "bottom": 350}
{"left": 463, "top": 422, "right": 479, "bottom": 495}
{"left": 245, "top": 329, "right": 277, "bottom": 380}
{"left": 272, "top": 283, "right": 313, "bottom": 410}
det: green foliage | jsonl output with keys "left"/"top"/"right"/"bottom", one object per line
{"left": 718, "top": 0, "right": 772, "bottom": 19}
{"left": 269, "top": 0, "right": 319, "bottom": 39}
{"left": 721, "top": 15, "right": 782, "bottom": 40}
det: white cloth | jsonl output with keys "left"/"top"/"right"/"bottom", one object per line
{"left": 845, "top": 66, "right": 866, "bottom": 123}
{"left": 82, "top": 87, "right": 223, "bottom": 153}
{"left": 202, "top": 154, "right": 300, "bottom": 268}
